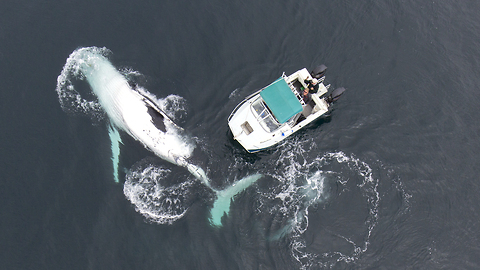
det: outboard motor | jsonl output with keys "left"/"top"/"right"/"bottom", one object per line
{"left": 326, "top": 87, "right": 345, "bottom": 104}
{"left": 311, "top": 64, "right": 327, "bottom": 79}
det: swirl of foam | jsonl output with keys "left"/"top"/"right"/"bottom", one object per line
{"left": 123, "top": 164, "right": 194, "bottom": 224}
{"left": 258, "top": 146, "right": 394, "bottom": 269}
{"left": 55, "top": 47, "right": 112, "bottom": 120}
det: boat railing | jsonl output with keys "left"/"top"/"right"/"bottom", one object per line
{"left": 290, "top": 82, "right": 306, "bottom": 106}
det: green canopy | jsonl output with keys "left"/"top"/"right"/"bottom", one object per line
{"left": 260, "top": 78, "right": 303, "bottom": 124}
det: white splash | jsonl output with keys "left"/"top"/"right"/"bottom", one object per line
{"left": 260, "top": 149, "right": 383, "bottom": 269}
{"left": 123, "top": 164, "right": 193, "bottom": 224}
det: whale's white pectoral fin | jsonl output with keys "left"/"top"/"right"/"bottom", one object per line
{"left": 108, "top": 125, "right": 123, "bottom": 183}
{"left": 209, "top": 173, "right": 262, "bottom": 226}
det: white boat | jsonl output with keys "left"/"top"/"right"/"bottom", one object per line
{"left": 228, "top": 66, "right": 345, "bottom": 153}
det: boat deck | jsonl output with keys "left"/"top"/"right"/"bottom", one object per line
{"left": 288, "top": 78, "right": 317, "bottom": 119}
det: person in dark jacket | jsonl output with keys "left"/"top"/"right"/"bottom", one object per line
{"left": 304, "top": 78, "right": 319, "bottom": 93}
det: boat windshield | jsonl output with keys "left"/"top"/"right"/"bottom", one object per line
{"left": 251, "top": 98, "right": 280, "bottom": 132}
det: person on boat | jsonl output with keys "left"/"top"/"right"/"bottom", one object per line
{"left": 304, "top": 78, "right": 319, "bottom": 93}
{"left": 302, "top": 88, "right": 311, "bottom": 104}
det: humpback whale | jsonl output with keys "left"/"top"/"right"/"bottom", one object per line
{"left": 58, "top": 47, "right": 207, "bottom": 183}
{"left": 56, "top": 47, "right": 260, "bottom": 226}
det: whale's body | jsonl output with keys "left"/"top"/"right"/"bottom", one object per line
{"left": 78, "top": 51, "right": 193, "bottom": 165}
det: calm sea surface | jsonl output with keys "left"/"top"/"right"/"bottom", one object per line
{"left": 2, "top": 0, "right": 480, "bottom": 269}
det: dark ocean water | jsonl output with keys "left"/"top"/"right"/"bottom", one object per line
{"left": 2, "top": 0, "right": 480, "bottom": 269}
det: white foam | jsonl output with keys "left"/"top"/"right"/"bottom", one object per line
{"left": 255, "top": 148, "right": 387, "bottom": 269}
{"left": 123, "top": 165, "right": 194, "bottom": 224}
{"left": 55, "top": 47, "right": 107, "bottom": 120}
